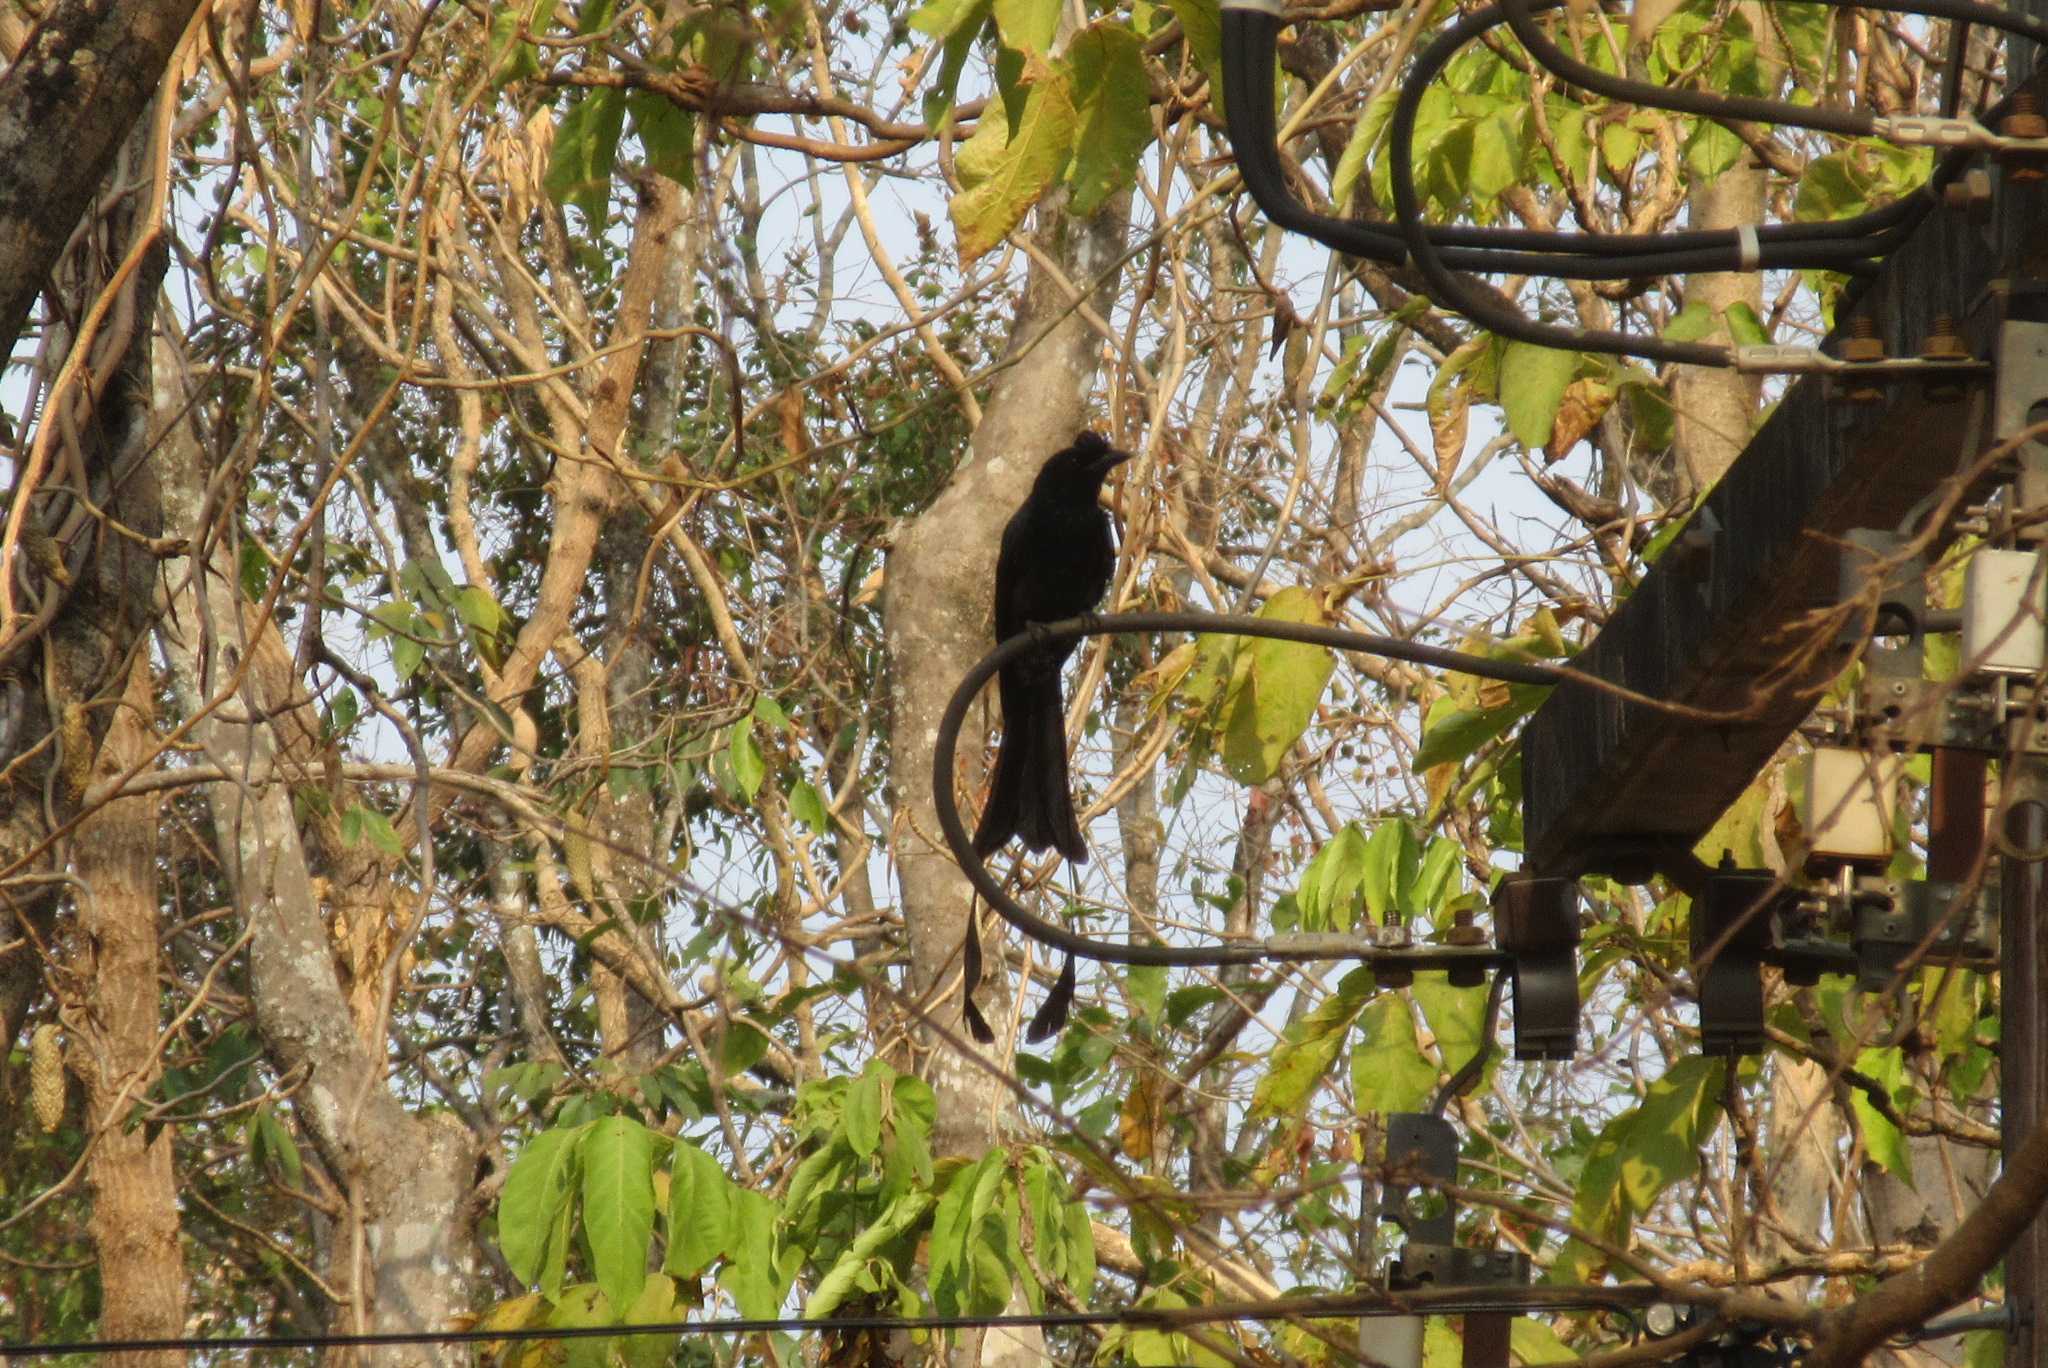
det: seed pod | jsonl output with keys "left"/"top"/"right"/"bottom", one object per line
{"left": 30, "top": 1024, "right": 64, "bottom": 1133}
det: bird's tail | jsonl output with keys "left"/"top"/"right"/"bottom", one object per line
{"left": 973, "top": 674, "right": 1088, "bottom": 863}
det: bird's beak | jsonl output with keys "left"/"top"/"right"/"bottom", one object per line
{"left": 1091, "top": 447, "right": 1133, "bottom": 477}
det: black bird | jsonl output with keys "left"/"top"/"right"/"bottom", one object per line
{"left": 972, "top": 431, "right": 1130, "bottom": 864}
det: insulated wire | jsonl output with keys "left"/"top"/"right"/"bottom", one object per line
{"left": 931, "top": 611, "right": 1560, "bottom": 969}
{"left": 1224, "top": 0, "right": 2048, "bottom": 360}
{"left": 1222, "top": 3, "right": 1919, "bottom": 277}
{"left": 0, "top": 1284, "right": 1676, "bottom": 1359}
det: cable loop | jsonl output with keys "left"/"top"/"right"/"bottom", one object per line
{"left": 932, "top": 610, "right": 1558, "bottom": 969}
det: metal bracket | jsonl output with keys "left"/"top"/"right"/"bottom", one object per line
{"left": 1874, "top": 114, "right": 2048, "bottom": 155}
{"left": 1493, "top": 875, "right": 1580, "bottom": 1060}
{"left": 1381, "top": 1114, "right": 1532, "bottom": 1292}
{"left": 1733, "top": 344, "right": 1993, "bottom": 378}
{"left": 1999, "top": 320, "right": 2048, "bottom": 517}
{"left": 1695, "top": 866, "right": 1789, "bottom": 1056}
{"left": 1850, "top": 875, "right": 2001, "bottom": 990}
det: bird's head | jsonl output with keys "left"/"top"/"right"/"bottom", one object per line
{"left": 1033, "top": 431, "right": 1131, "bottom": 496}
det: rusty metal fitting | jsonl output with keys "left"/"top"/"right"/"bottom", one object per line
{"left": 1998, "top": 92, "right": 2048, "bottom": 183}
{"left": 1445, "top": 905, "right": 1487, "bottom": 987}
{"left": 1921, "top": 313, "right": 1972, "bottom": 402}
{"left": 1922, "top": 313, "right": 1968, "bottom": 360}
{"left": 1837, "top": 315, "right": 1887, "bottom": 405}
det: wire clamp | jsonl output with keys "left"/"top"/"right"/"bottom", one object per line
{"left": 1735, "top": 224, "right": 1760, "bottom": 273}
{"left": 1875, "top": 114, "right": 2048, "bottom": 155}
{"left": 1734, "top": 345, "right": 1992, "bottom": 378}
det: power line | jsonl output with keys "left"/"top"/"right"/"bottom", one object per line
{"left": 0, "top": 1285, "right": 1671, "bottom": 1358}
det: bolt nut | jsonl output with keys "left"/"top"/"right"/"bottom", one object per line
{"left": 1942, "top": 167, "right": 1994, "bottom": 222}
{"left": 1998, "top": 94, "right": 2048, "bottom": 183}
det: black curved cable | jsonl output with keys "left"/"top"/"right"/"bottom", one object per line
{"left": 1496, "top": 0, "right": 2048, "bottom": 136}
{"left": 1386, "top": 0, "right": 2047, "bottom": 362}
{"left": 1220, "top": 2, "right": 1917, "bottom": 282}
{"left": 1225, "top": 0, "right": 2048, "bottom": 356}
{"left": 931, "top": 610, "right": 1558, "bottom": 969}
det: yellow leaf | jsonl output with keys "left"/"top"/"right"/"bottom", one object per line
{"left": 949, "top": 76, "right": 1077, "bottom": 261}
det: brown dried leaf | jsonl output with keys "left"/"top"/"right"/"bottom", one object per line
{"left": 1544, "top": 377, "right": 1615, "bottom": 464}
{"left": 1428, "top": 385, "right": 1470, "bottom": 489}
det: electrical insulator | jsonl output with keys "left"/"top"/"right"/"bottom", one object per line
{"left": 1961, "top": 547, "right": 2047, "bottom": 676}
{"left": 1805, "top": 747, "right": 1901, "bottom": 865}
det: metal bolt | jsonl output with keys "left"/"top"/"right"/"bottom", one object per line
{"left": 1921, "top": 313, "right": 1971, "bottom": 402}
{"left": 1999, "top": 93, "right": 2048, "bottom": 183}
{"left": 1838, "top": 315, "right": 1886, "bottom": 405}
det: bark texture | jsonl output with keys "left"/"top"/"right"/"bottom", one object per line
{"left": 74, "top": 654, "right": 187, "bottom": 1368}
{"left": 0, "top": 0, "right": 201, "bottom": 351}
{"left": 883, "top": 188, "right": 1129, "bottom": 1366}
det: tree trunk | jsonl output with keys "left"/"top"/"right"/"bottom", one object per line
{"left": 0, "top": 0, "right": 202, "bottom": 351}
{"left": 883, "top": 187, "right": 1129, "bottom": 1365}
{"left": 73, "top": 654, "right": 187, "bottom": 1367}
{"left": 151, "top": 338, "right": 480, "bottom": 1364}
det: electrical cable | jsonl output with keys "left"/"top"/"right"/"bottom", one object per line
{"left": 1497, "top": 0, "right": 2048, "bottom": 138}
{"left": 931, "top": 610, "right": 1559, "bottom": 969}
{"left": 1221, "top": 0, "right": 1926, "bottom": 278}
{"left": 1386, "top": 0, "right": 2048, "bottom": 362}
{"left": 0, "top": 1284, "right": 1678, "bottom": 1359}
{"left": 1222, "top": 0, "right": 2048, "bottom": 362}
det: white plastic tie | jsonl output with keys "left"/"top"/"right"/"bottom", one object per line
{"left": 1736, "top": 225, "right": 1760, "bottom": 273}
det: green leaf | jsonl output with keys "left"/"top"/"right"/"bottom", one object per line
{"left": 1333, "top": 90, "right": 1397, "bottom": 212}
{"left": 1510, "top": 1318, "right": 1579, "bottom": 1363}
{"left": 549, "top": 1284, "right": 612, "bottom": 1368}
{"left": 1853, "top": 1046, "right": 1915, "bottom": 1184}
{"left": 1568, "top": 1056, "right": 1725, "bottom": 1257}
{"left": 544, "top": 89, "right": 627, "bottom": 219}
{"left": 1466, "top": 106, "right": 1523, "bottom": 209}
{"left": 1253, "top": 967, "right": 1374, "bottom": 1118}
{"left": 930, "top": 1152, "right": 1005, "bottom": 1313}
{"left": 626, "top": 91, "right": 695, "bottom": 189}
{"left": 1351, "top": 995, "right": 1437, "bottom": 1114}
{"left": 1358, "top": 818, "right": 1415, "bottom": 925}
{"left": 500, "top": 1126, "right": 584, "bottom": 1286}
{"left": 1411, "top": 684, "right": 1549, "bottom": 771}
{"left": 1965, "top": 1330, "right": 2007, "bottom": 1368}
{"left": 340, "top": 804, "right": 404, "bottom": 858}
{"left": 949, "top": 77, "right": 1077, "bottom": 261}
{"left": 664, "top": 1141, "right": 734, "bottom": 1277}
{"left": 1498, "top": 340, "right": 1580, "bottom": 448}
{"left": 992, "top": 0, "right": 1057, "bottom": 53}
{"left": 1218, "top": 587, "right": 1337, "bottom": 784}
{"left": 324, "top": 688, "right": 360, "bottom": 738}
{"left": 1296, "top": 822, "right": 1370, "bottom": 932}
{"left": 1722, "top": 301, "right": 1769, "bottom": 347}
{"left": 804, "top": 1189, "right": 936, "bottom": 1317}
{"left": 788, "top": 779, "right": 830, "bottom": 835}
{"left": 581, "top": 1115, "right": 657, "bottom": 1317}
{"left": 619, "top": 1275, "right": 681, "bottom": 1368}
{"left": 1062, "top": 23, "right": 1152, "bottom": 214}
{"left": 1161, "top": 0, "right": 1224, "bottom": 116}
{"left": 488, "top": 0, "right": 558, "bottom": 84}
{"left": 917, "top": 0, "right": 993, "bottom": 125}
{"left": 1615, "top": 1055, "right": 1723, "bottom": 1211}
{"left": 727, "top": 718, "right": 765, "bottom": 803}
{"left": 452, "top": 584, "right": 505, "bottom": 635}
{"left": 1412, "top": 974, "right": 1489, "bottom": 1078}
{"left": 715, "top": 1189, "right": 783, "bottom": 1318}
{"left": 1684, "top": 119, "right": 1745, "bottom": 179}
{"left": 238, "top": 539, "right": 272, "bottom": 602}
{"left": 845, "top": 1063, "right": 885, "bottom": 1159}
{"left": 909, "top": 0, "right": 987, "bottom": 37}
